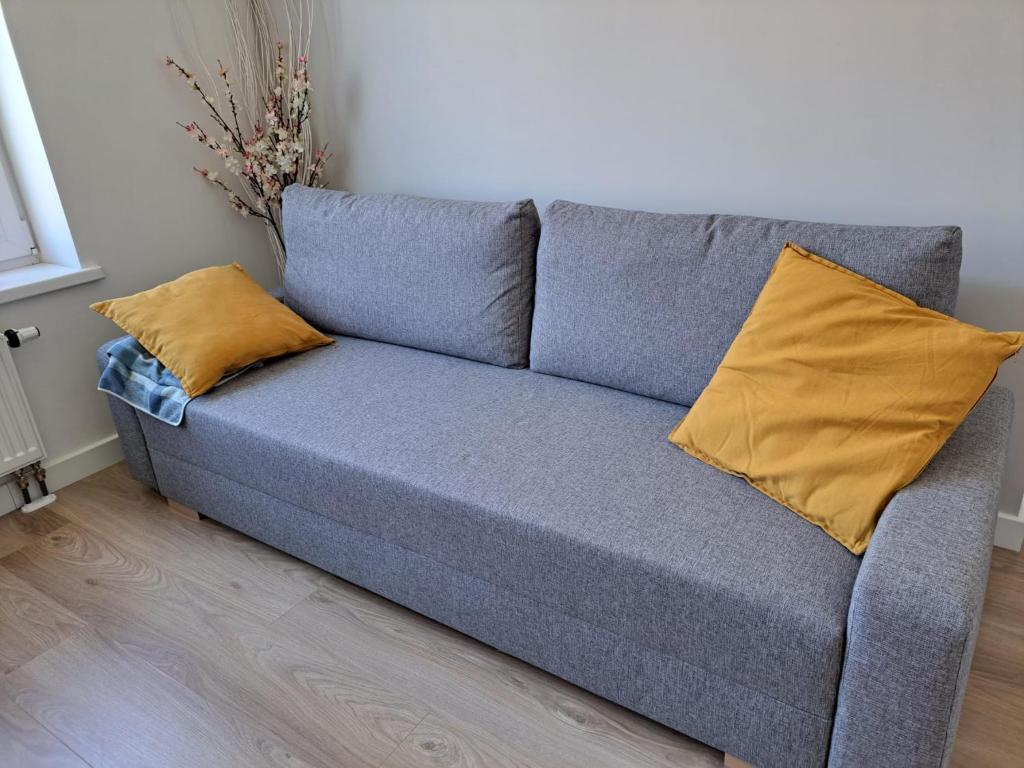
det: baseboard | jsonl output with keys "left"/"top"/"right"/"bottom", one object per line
{"left": 994, "top": 507, "right": 1024, "bottom": 552}
{"left": 0, "top": 433, "right": 123, "bottom": 516}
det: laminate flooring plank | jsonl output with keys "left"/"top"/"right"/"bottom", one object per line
{"left": 0, "top": 508, "right": 69, "bottom": 560}
{"left": 2, "top": 523, "right": 424, "bottom": 768}
{"left": 4, "top": 628, "right": 320, "bottom": 768}
{"left": 0, "top": 687, "right": 89, "bottom": 768}
{"left": 0, "top": 565, "right": 86, "bottom": 673}
{"left": 52, "top": 464, "right": 321, "bottom": 621}
{"left": 281, "top": 584, "right": 721, "bottom": 768}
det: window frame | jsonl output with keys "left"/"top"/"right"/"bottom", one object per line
{"left": 0, "top": 2, "right": 103, "bottom": 303}
{"left": 0, "top": 143, "right": 36, "bottom": 269}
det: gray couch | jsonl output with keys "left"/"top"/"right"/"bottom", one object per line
{"left": 98, "top": 186, "right": 1014, "bottom": 768}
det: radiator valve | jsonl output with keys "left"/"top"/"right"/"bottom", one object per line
{"left": 3, "top": 326, "right": 40, "bottom": 348}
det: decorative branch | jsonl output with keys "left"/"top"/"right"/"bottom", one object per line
{"left": 164, "top": 0, "right": 326, "bottom": 278}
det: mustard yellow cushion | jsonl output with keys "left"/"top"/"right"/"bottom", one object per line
{"left": 91, "top": 263, "right": 332, "bottom": 397}
{"left": 668, "top": 242, "right": 1022, "bottom": 555}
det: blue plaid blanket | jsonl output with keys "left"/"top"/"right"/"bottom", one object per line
{"left": 98, "top": 337, "right": 255, "bottom": 426}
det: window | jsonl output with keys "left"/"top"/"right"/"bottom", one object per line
{"left": 0, "top": 2, "right": 102, "bottom": 303}
{"left": 0, "top": 146, "right": 36, "bottom": 270}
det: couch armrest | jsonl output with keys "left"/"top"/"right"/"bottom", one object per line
{"left": 96, "top": 337, "right": 160, "bottom": 492}
{"left": 829, "top": 386, "right": 1014, "bottom": 767}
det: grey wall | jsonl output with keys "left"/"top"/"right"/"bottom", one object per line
{"left": 314, "top": 0, "right": 1024, "bottom": 517}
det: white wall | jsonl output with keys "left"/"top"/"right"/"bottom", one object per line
{"left": 0, "top": 0, "right": 277, "bottom": 499}
{"left": 314, "top": 0, "right": 1024, "bottom": 519}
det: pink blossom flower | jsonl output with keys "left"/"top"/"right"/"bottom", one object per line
{"left": 169, "top": 41, "right": 329, "bottom": 276}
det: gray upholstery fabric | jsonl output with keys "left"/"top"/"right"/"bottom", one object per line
{"left": 105, "top": 332, "right": 1014, "bottom": 767}
{"left": 151, "top": 449, "right": 834, "bottom": 768}
{"left": 138, "top": 337, "right": 861, "bottom": 742}
{"left": 829, "top": 386, "right": 1014, "bottom": 768}
{"left": 96, "top": 338, "right": 159, "bottom": 491}
{"left": 282, "top": 185, "right": 540, "bottom": 367}
{"left": 530, "top": 200, "right": 963, "bottom": 405}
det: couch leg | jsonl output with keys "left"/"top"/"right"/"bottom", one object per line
{"left": 724, "top": 755, "right": 755, "bottom": 768}
{"left": 165, "top": 498, "right": 205, "bottom": 522}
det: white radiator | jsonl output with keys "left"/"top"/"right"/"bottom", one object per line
{"left": 0, "top": 332, "right": 44, "bottom": 477}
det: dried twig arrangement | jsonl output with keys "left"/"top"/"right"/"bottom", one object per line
{"left": 167, "top": 0, "right": 330, "bottom": 277}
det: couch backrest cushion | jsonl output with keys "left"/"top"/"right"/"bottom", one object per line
{"left": 530, "top": 200, "right": 962, "bottom": 406}
{"left": 283, "top": 185, "right": 540, "bottom": 367}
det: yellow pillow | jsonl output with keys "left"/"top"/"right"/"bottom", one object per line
{"left": 668, "top": 242, "right": 1022, "bottom": 555}
{"left": 91, "top": 263, "right": 333, "bottom": 397}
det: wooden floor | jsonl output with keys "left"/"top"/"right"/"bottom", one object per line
{"left": 0, "top": 464, "right": 1019, "bottom": 767}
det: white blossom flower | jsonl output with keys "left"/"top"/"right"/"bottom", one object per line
{"left": 170, "top": 45, "right": 330, "bottom": 273}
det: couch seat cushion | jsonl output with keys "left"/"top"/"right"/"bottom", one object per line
{"left": 140, "top": 337, "right": 862, "bottom": 719}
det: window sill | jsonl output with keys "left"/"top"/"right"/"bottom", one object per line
{"left": 0, "top": 262, "right": 104, "bottom": 305}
